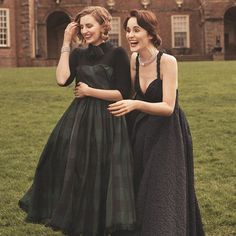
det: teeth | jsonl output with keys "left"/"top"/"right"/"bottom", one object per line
{"left": 130, "top": 42, "right": 138, "bottom": 47}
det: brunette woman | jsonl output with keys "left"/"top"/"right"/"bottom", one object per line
{"left": 109, "top": 9, "right": 205, "bottom": 236}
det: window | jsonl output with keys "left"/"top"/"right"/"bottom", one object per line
{"left": 171, "top": 15, "right": 189, "bottom": 48}
{"left": 0, "top": 8, "right": 10, "bottom": 47}
{"left": 109, "top": 17, "right": 121, "bottom": 47}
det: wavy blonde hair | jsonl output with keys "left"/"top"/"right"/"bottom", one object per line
{"left": 74, "top": 6, "right": 112, "bottom": 43}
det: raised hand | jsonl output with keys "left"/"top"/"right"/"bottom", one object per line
{"left": 63, "top": 22, "right": 78, "bottom": 46}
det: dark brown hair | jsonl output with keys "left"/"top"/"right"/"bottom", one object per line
{"left": 74, "top": 6, "right": 112, "bottom": 43}
{"left": 123, "top": 9, "right": 162, "bottom": 48}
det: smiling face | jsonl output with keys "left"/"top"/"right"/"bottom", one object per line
{"left": 125, "top": 17, "right": 152, "bottom": 53}
{"left": 79, "top": 14, "right": 104, "bottom": 46}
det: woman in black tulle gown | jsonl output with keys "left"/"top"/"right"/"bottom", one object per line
{"left": 109, "top": 10, "right": 205, "bottom": 236}
{"left": 19, "top": 6, "right": 136, "bottom": 236}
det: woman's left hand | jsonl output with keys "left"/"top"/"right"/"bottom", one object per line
{"left": 108, "top": 100, "right": 137, "bottom": 116}
{"left": 74, "top": 82, "right": 90, "bottom": 98}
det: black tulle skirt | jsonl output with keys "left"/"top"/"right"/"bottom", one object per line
{"left": 19, "top": 97, "right": 136, "bottom": 236}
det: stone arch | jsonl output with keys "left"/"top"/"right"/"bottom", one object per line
{"left": 224, "top": 6, "right": 236, "bottom": 59}
{"left": 46, "top": 11, "right": 71, "bottom": 59}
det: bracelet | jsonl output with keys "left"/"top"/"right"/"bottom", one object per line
{"left": 61, "top": 46, "right": 70, "bottom": 53}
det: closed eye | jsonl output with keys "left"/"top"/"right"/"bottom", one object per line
{"left": 79, "top": 24, "right": 93, "bottom": 29}
{"left": 86, "top": 24, "right": 93, "bottom": 28}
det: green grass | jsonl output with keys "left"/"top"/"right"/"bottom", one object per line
{"left": 0, "top": 62, "right": 235, "bottom": 235}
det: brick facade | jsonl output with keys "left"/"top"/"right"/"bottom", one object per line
{"left": 202, "top": 0, "right": 236, "bottom": 59}
{"left": 0, "top": 0, "right": 235, "bottom": 67}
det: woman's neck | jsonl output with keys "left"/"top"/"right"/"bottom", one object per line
{"left": 138, "top": 46, "right": 159, "bottom": 67}
{"left": 91, "top": 40, "right": 105, "bottom": 46}
{"left": 139, "top": 46, "right": 158, "bottom": 61}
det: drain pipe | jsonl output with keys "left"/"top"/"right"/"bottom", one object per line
{"left": 35, "top": 0, "right": 40, "bottom": 57}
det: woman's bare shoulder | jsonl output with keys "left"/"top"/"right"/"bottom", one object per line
{"left": 131, "top": 52, "right": 138, "bottom": 60}
{"left": 161, "top": 52, "right": 177, "bottom": 65}
{"left": 130, "top": 52, "right": 138, "bottom": 68}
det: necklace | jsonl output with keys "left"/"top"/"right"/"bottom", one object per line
{"left": 138, "top": 50, "right": 158, "bottom": 66}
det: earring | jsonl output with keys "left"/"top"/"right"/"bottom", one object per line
{"left": 101, "top": 31, "right": 108, "bottom": 41}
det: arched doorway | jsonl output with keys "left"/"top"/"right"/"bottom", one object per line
{"left": 46, "top": 11, "right": 70, "bottom": 59}
{"left": 224, "top": 7, "right": 236, "bottom": 60}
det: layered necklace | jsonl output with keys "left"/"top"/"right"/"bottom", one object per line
{"left": 138, "top": 50, "right": 158, "bottom": 66}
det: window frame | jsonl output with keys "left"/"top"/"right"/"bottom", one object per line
{"left": 0, "top": 8, "right": 10, "bottom": 47}
{"left": 109, "top": 16, "right": 121, "bottom": 47}
{"left": 171, "top": 15, "right": 190, "bottom": 48}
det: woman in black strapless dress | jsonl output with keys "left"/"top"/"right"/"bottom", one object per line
{"left": 109, "top": 9, "right": 205, "bottom": 236}
{"left": 19, "top": 6, "right": 136, "bottom": 236}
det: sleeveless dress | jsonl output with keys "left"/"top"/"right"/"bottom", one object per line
{"left": 19, "top": 42, "right": 136, "bottom": 236}
{"left": 126, "top": 51, "right": 205, "bottom": 236}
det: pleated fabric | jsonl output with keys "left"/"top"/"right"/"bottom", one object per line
{"left": 19, "top": 63, "right": 136, "bottom": 236}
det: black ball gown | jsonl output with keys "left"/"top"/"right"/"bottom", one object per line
{"left": 124, "top": 51, "right": 205, "bottom": 236}
{"left": 19, "top": 42, "right": 136, "bottom": 236}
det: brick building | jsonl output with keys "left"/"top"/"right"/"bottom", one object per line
{"left": 0, "top": 0, "right": 235, "bottom": 67}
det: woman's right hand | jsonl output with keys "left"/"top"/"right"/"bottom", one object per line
{"left": 108, "top": 100, "right": 138, "bottom": 116}
{"left": 63, "top": 22, "right": 78, "bottom": 46}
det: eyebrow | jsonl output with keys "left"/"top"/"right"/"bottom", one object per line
{"left": 80, "top": 23, "right": 93, "bottom": 26}
{"left": 127, "top": 25, "right": 141, "bottom": 28}
{"left": 127, "top": 26, "right": 141, "bottom": 31}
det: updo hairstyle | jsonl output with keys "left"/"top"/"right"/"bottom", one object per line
{"left": 123, "top": 9, "right": 162, "bottom": 48}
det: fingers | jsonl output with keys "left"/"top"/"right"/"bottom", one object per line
{"left": 74, "top": 91, "right": 84, "bottom": 98}
{"left": 110, "top": 108, "right": 128, "bottom": 116}
{"left": 74, "top": 85, "right": 80, "bottom": 96}
{"left": 108, "top": 102, "right": 129, "bottom": 116}
{"left": 74, "top": 83, "right": 87, "bottom": 98}
{"left": 64, "top": 22, "right": 78, "bottom": 39}
{"left": 108, "top": 102, "right": 124, "bottom": 111}
{"left": 76, "top": 82, "right": 87, "bottom": 87}
{"left": 108, "top": 100, "right": 127, "bottom": 109}
{"left": 66, "top": 22, "right": 78, "bottom": 30}
{"left": 73, "top": 89, "right": 78, "bottom": 97}
{"left": 109, "top": 100, "right": 122, "bottom": 106}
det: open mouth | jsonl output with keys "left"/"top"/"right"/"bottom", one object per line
{"left": 129, "top": 41, "right": 139, "bottom": 47}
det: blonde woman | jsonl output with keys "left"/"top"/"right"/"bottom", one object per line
{"left": 19, "top": 6, "right": 135, "bottom": 235}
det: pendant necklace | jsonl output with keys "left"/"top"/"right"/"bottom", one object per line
{"left": 138, "top": 50, "right": 158, "bottom": 66}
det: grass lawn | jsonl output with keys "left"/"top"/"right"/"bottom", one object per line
{"left": 0, "top": 61, "right": 235, "bottom": 235}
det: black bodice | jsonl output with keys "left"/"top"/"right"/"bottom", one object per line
{"left": 134, "top": 51, "right": 163, "bottom": 103}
